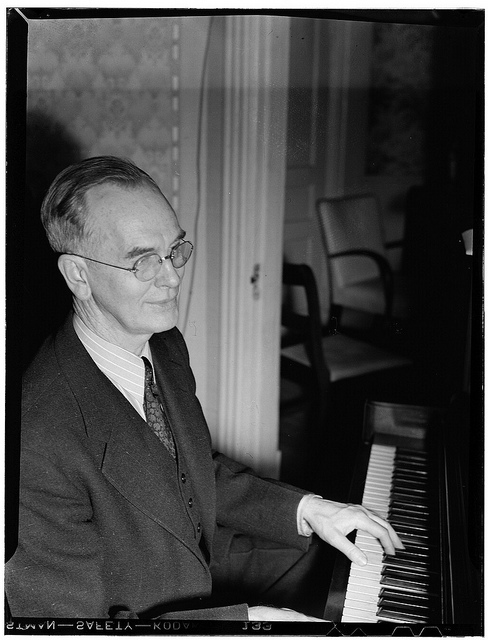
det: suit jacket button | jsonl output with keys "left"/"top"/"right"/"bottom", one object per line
{"left": 181, "top": 473, "right": 186, "bottom": 483}
{"left": 197, "top": 523, "right": 201, "bottom": 533}
{"left": 188, "top": 497, "right": 193, "bottom": 507}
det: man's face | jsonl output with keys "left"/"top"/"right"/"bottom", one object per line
{"left": 81, "top": 183, "right": 185, "bottom": 350}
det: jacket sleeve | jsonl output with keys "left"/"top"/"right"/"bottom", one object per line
{"left": 6, "top": 446, "right": 107, "bottom": 618}
{"left": 212, "top": 451, "right": 310, "bottom": 552}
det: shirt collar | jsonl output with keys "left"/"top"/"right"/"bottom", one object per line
{"left": 73, "top": 312, "right": 151, "bottom": 399}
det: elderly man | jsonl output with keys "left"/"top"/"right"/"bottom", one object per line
{"left": 6, "top": 156, "right": 402, "bottom": 620}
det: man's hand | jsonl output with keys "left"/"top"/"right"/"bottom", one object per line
{"left": 248, "top": 606, "right": 325, "bottom": 621}
{"left": 301, "top": 497, "right": 404, "bottom": 566}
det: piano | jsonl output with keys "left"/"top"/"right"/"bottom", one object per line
{"left": 324, "top": 399, "right": 482, "bottom": 633}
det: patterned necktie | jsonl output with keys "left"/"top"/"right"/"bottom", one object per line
{"left": 142, "top": 357, "right": 176, "bottom": 459}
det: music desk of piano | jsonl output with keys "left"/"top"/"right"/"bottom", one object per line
{"left": 324, "top": 400, "right": 482, "bottom": 633}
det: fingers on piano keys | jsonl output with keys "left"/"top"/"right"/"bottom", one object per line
{"left": 341, "top": 444, "right": 440, "bottom": 624}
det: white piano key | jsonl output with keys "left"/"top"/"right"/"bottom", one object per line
{"left": 342, "top": 605, "right": 378, "bottom": 622}
{"left": 341, "top": 444, "right": 397, "bottom": 623}
{"left": 343, "top": 597, "right": 378, "bottom": 614}
{"left": 342, "top": 611, "right": 377, "bottom": 623}
{"left": 350, "top": 561, "right": 382, "bottom": 575}
{"left": 348, "top": 575, "right": 383, "bottom": 589}
{"left": 365, "top": 479, "right": 392, "bottom": 487}
{"left": 347, "top": 581, "right": 382, "bottom": 597}
{"left": 344, "top": 586, "right": 379, "bottom": 603}
{"left": 356, "top": 532, "right": 383, "bottom": 545}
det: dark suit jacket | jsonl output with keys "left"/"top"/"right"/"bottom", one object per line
{"left": 6, "top": 314, "right": 309, "bottom": 619}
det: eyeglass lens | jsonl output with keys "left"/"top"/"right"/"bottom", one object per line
{"left": 172, "top": 241, "right": 193, "bottom": 267}
{"left": 134, "top": 241, "right": 193, "bottom": 281}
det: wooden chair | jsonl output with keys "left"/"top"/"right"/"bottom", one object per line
{"left": 315, "top": 194, "right": 410, "bottom": 329}
{"left": 280, "top": 262, "right": 412, "bottom": 485}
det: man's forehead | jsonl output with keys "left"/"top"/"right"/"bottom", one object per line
{"left": 84, "top": 183, "right": 180, "bottom": 247}
{"left": 85, "top": 183, "right": 177, "bottom": 224}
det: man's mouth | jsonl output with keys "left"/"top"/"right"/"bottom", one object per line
{"left": 147, "top": 298, "right": 177, "bottom": 306}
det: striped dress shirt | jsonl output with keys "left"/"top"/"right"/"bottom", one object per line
{"left": 73, "top": 313, "right": 152, "bottom": 421}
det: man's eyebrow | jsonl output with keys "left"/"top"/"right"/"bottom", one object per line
{"left": 124, "top": 230, "right": 186, "bottom": 261}
{"left": 125, "top": 246, "right": 156, "bottom": 260}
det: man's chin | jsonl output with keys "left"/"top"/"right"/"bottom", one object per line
{"left": 150, "top": 311, "right": 179, "bottom": 334}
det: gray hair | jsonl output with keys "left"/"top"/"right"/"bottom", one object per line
{"left": 40, "top": 156, "right": 165, "bottom": 253}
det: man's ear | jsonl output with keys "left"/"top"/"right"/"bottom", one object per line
{"left": 57, "top": 254, "right": 92, "bottom": 300}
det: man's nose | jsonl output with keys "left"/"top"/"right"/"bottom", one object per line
{"left": 154, "top": 258, "right": 181, "bottom": 288}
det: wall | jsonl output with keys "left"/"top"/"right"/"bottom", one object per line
{"left": 178, "top": 17, "right": 213, "bottom": 418}
{"left": 27, "top": 18, "right": 180, "bottom": 204}
{"left": 341, "top": 21, "right": 435, "bottom": 268}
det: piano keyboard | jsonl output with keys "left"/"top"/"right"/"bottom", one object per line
{"left": 341, "top": 443, "right": 440, "bottom": 624}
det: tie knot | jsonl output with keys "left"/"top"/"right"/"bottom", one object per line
{"left": 142, "top": 356, "right": 155, "bottom": 387}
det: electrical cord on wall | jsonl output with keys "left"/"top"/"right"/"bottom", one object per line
{"left": 181, "top": 16, "right": 214, "bottom": 334}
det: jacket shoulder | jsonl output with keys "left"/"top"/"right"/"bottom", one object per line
{"left": 153, "top": 326, "right": 190, "bottom": 361}
{"left": 22, "top": 335, "right": 64, "bottom": 414}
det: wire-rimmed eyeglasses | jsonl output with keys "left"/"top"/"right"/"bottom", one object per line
{"left": 65, "top": 240, "right": 194, "bottom": 282}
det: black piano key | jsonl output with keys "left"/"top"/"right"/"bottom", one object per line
{"left": 395, "top": 527, "right": 429, "bottom": 545}
{"left": 394, "top": 459, "right": 428, "bottom": 467}
{"left": 394, "top": 468, "right": 428, "bottom": 478}
{"left": 379, "top": 588, "right": 442, "bottom": 620}
{"left": 393, "top": 468, "right": 428, "bottom": 478}
{"left": 380, "top": 575, "right": 432, "bottom": 594}
{"left": 389, "top": 519, "right": 430, "bottom": 532}
{"left": 391, "top": 492, "right": 429, "bottom": 505}
{"left": 393, "top": 484, "right": 429, "bottom": 496}
{"left": 392, "top": 476, "right": 428, "bottom": 488}
{"left": 401, "top": 543, "right": 435, "bottom": 555}
{"left": 391, "top": 493, "right": 429, "bottom": 504}
{"left": 392, "top": 547, "right": 430, "bottom": 559}
{"left": 377, "top": 607, "right": 430, "bottom": 623}
{"left": 382, "top": 567, "right": 430, "bottom": 583}
{"left": 393, "top": 485, "right": 428, "bottom": 497}
{"left": 383, "top": 557, "right": 434, "bottom": 573}
{"left": 380, "top": 587, "right": 434, "bottom": 602}
{"left": 384, "top": 553, "right": 431, "bottom": 568}
{"left": 393, "top": 474, "right": 428, "bottom": 484}
{"left": 379, "top": 589, "right": 433, "bottom": 606}
{"left": 394, "top": 525, "right": 430, "bottom": 537}
{"left": 390, "top": 512, "right": 430, "bottom": 525}
{"left": 388, "top": 513, "right": 429, "bottom": 527}
{"left": 395, "top": 459, "right": 428, "bottom": 469}
{"left": 391, "top": 526, "right": 430, "bottom": 538}
{"left": 390, "top": 501, "right": 429, "bottom": 513}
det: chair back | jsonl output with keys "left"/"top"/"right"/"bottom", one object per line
{"left": 281, "top": 262, "right": 330, "bottom": 393}
{"left": 316, "top": 194, "right": 386, "bottom": 289}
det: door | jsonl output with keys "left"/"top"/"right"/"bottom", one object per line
{"left": 284, "top": 17, "right": 330, "bottom": 321}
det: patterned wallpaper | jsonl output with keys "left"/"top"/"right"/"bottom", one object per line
{"left": 366, "top": 23, "right": 435, "bottom": 177}
{"left": 27, "top": 17, "right": 180, "bottom": 210}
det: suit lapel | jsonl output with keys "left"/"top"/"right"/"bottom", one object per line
{"left": 149, "top": 331, "right": 217, "bottom": 548}
{"left": 54, "top": 316, "right": 211, "bottom": 558}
